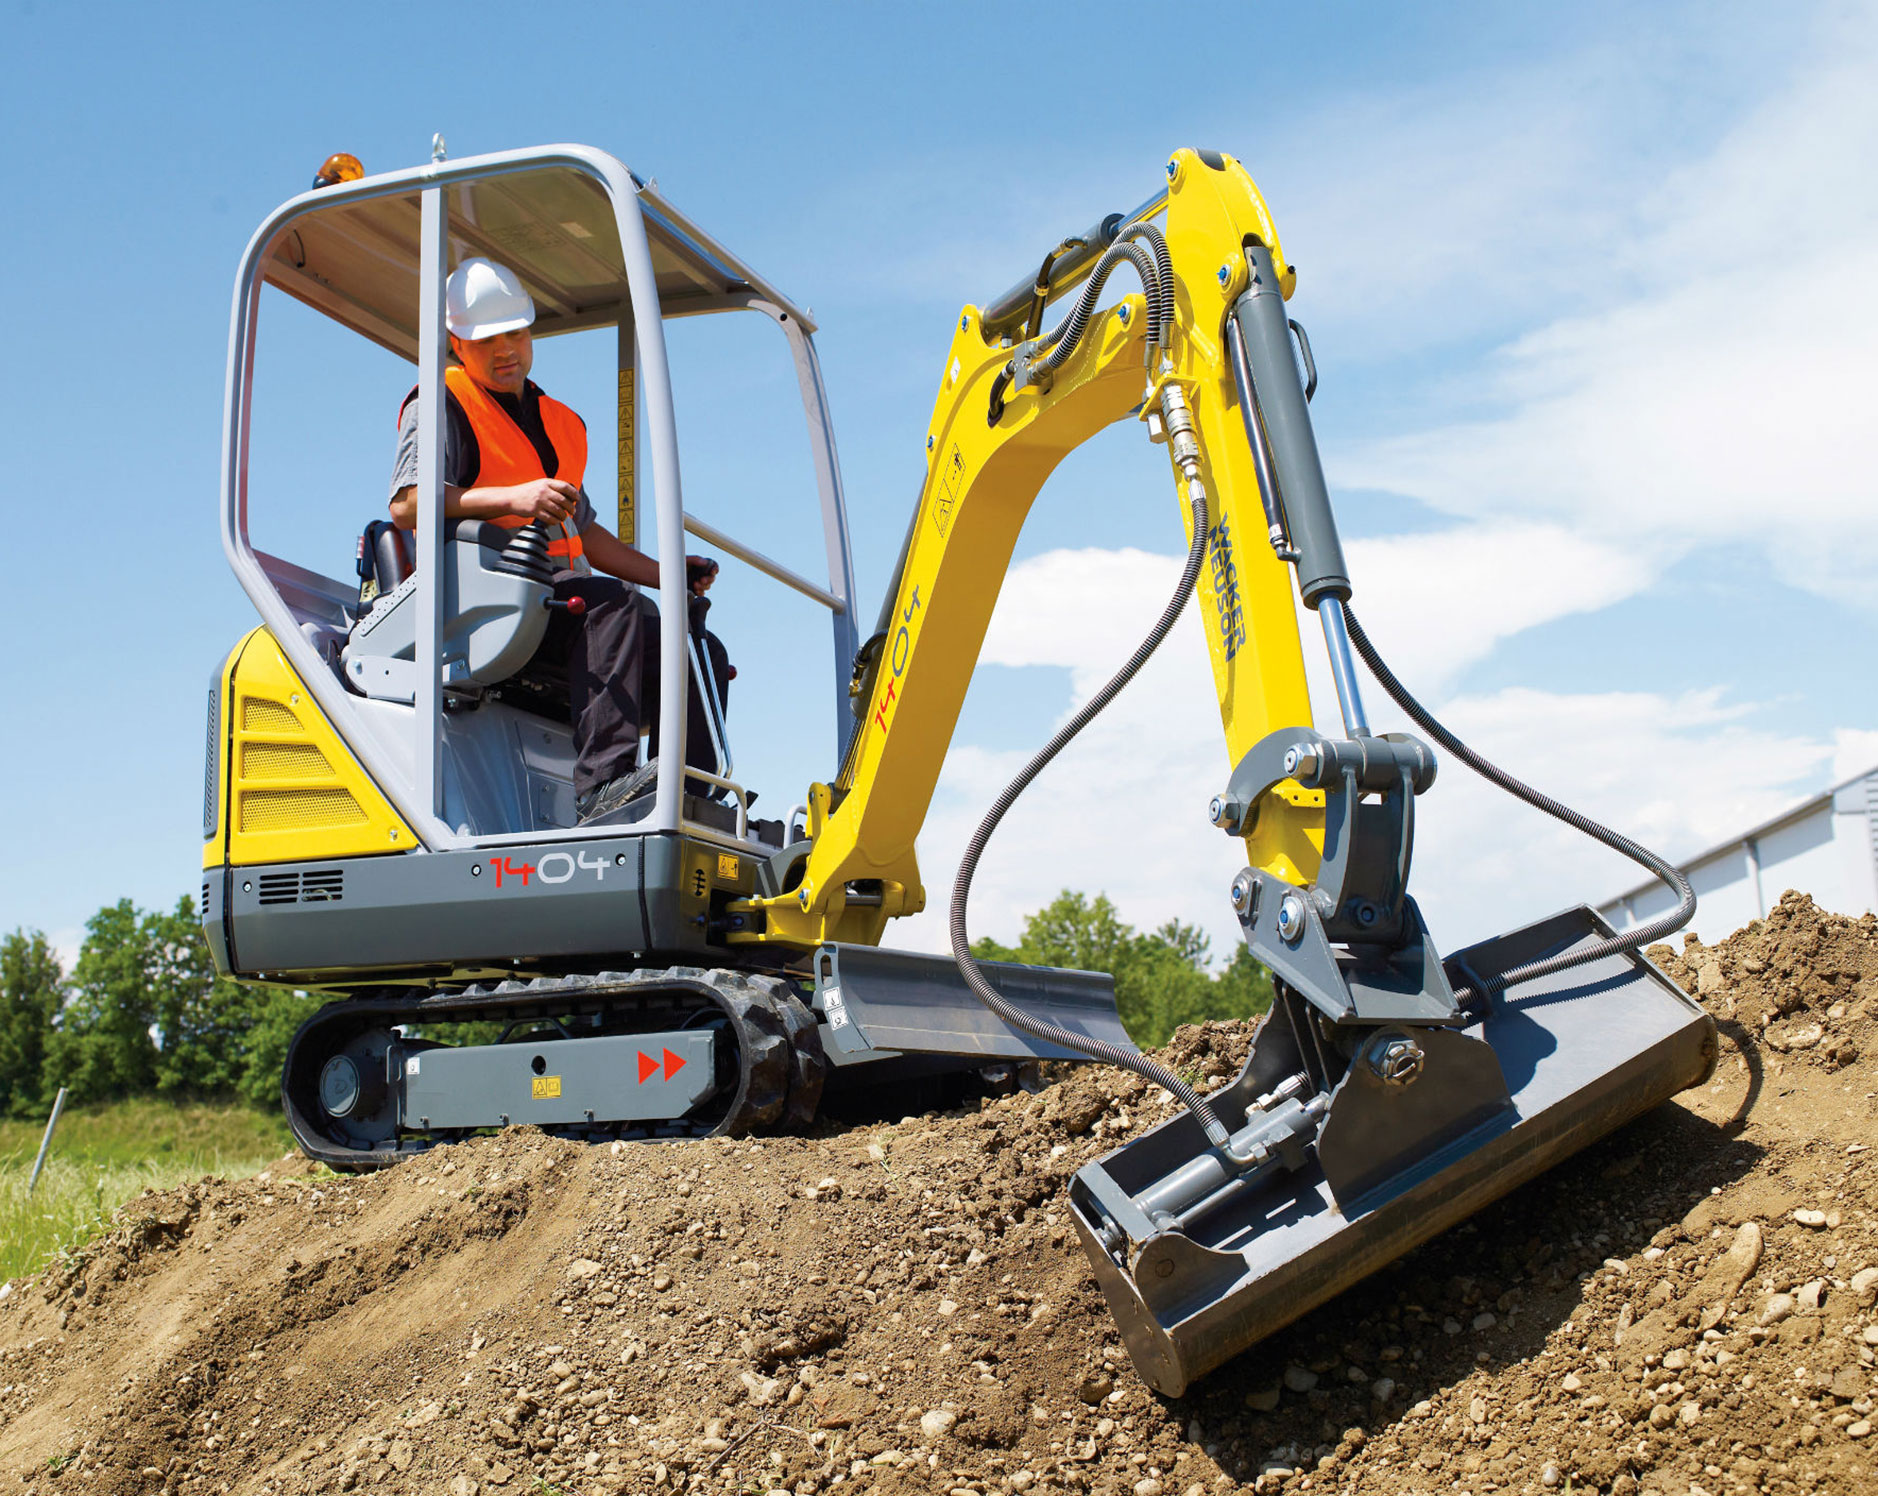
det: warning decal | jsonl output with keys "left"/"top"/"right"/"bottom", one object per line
{"left": 636, "top": 1048, "right": 688, "bottom": 1083}
{"left": 933, "top": 444, "right": 964, "bottom": 537}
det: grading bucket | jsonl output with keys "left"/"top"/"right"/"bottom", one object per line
{"left": 1069, "top": 904, "right": 1717, "bottom": 1395}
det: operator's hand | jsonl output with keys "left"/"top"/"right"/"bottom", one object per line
{"left": 506, "top": 478, "right": 581, "bottom": 526}
{"left": 687, "top": 555, "right": 719, "bottom": 596}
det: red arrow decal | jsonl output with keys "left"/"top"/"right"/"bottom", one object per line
{"left": 637, "top": 1051, "right": 658, "bottom": 1084}
{"left": 663, "top": 1047, "right": 687, "bottom": 1081}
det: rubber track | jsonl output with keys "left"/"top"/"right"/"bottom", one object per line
{"left": 282, "top": 966, "right": 825, "bottom": 1172}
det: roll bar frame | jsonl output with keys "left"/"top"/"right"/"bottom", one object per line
{"left": 220, "top": 144, "right": 859, "bottom": 852}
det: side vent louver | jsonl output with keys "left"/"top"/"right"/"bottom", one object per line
{"left": 203, "top": 681, "right": 221, "bottom": 840}
{"left": 301, "top": 870, "right": 345, "bottom": 902}
{"left": 253, "top": 869, "right": 344, "bottom": 906}
{"left": 257, "top": 873, "right": 301, "bottom": 905}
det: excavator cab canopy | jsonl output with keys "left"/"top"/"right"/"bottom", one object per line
{"left": 219, "top": 145, "right": 859, "bottom": 861}
{"left": 262, "top": 155, "right": 812, "bottom": 358}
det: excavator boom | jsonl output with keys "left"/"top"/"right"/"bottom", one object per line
{"left": 741, "top": 151, "right": 1330, "bottom": 950}
{"left": 742, "top": 149, "right": 1714, "bottom": 1393}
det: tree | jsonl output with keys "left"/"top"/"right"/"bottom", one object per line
{"left": 146, "top": 897, "right": 266, "bottom": 1098}
{"left": 1013, "top": 892, "right": 1139, "bottom": 976}
{"left": 26, "top": 894, "right": 306, "bottom": 1111}
{"left": 0, "top": 930, "right": 64, "bottom": 1117}
{"left": 44, "top": 900, "right": 161, "bottom": 1102}
{"left": 972, "top": 889, "right": 1273, "bottom": 1048}
{"left": 1149, "top": 919, "right": 1211, "bottom": 968}
{"left": 1213, "top": 944, "right": 1277, "bottom": 1018}
{"left": 233, "top": 988, "right": 323, "bottom": 1110}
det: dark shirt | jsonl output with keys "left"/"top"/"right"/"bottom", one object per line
{"left": 389, "top": 377, "right": 595, "bottom": 531}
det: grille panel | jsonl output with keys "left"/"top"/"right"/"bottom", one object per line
{"left": 258, "top": 872, "right": 301, "bottom": 905}
{"left": 241, "top": 741, "right": 333, "bottom": 779}
{"left": 240, "top": 787, "right": 367, "bottom": 832}
{"left": 301, "top": 870, "right": 345, "bottom": 902}
{"left": 253, "top": 869, "right": 346, "bottom": 906}
{"left": 243, "top": 698, "right": 301, "bottom": 732}
{"left": 203, "top": 683, "right": 221, "bottom": 839}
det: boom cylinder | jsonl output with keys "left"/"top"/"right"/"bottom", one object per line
{"left": 981, "top": 211, "right": 1126, "bottom": 339}
{"left": 1229, "top": 247, "right": 1349, "bottom": 608}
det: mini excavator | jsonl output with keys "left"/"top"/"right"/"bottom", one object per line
{"left": 202, "top": 143, "right": 1715, "bottom": 1394}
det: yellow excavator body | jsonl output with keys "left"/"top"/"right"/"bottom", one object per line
{"left": 202, "top": 142, "right": 1709, "bottom": 1397}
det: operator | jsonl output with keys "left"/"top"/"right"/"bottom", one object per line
{"left": 389, "top": 256, "right": 725, "bottom": 823}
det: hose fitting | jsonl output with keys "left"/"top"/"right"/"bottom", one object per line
{"left": 1156, "top": 384, "right": 1203, "bottom": 479}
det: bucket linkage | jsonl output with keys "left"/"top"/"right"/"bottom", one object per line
{"left": 1067, "top": 725, "right": 1715, "bottom": 1395}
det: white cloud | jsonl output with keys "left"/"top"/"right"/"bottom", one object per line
{"left": 1400, "top": 685, "right": 1834, "bottom": 948}
{"left": 1340, "top": 525, "right": 1656, "bottom": 694}
{"left": 1329, "top": 22, "right": 1878, "bottom": 606}
{"left": 902, "top": 553, "right": 1238, "bottom": 958}
{"left": 1257, "top": 68, "right": 1631, "bottom": 358}
{"left": 892, "top": 546, "right": 1839, "bottom": 963}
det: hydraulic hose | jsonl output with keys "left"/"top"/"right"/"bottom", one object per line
{"left": 988, "top": 238, "right": 1167, "bottom": 428}
{"left": 1339, "top": 603, "right": 1697, "bottom": 1002}
{"left": 950, "top": 489, "right": 1235, "bottom": 1148}
{"left": 1114, "top": 221, "right": 1174, "bottom": 343}
{"left": 1037, "top": 240, "right": 1166, "bottom": 373}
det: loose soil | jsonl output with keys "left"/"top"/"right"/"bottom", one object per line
{"left": 3, "top": 891, "right": 1876, "bottom": 1496}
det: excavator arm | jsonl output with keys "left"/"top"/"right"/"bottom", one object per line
{"left": 736, "top": 148, "right": 1714, "bottom": 1399}
{"left": 740, "top": 149, "right": 1331, "bottom": 949}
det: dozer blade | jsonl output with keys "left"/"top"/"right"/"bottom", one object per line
{"left": 1068, "top": 904, "right": 1718, "bottom": 1396}
{"left": 812, "top": 943, "right": 1136, "bottom": 1064}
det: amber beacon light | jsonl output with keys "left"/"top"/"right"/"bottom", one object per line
{"left": 310, "top": 153, "right": 364, "bottom": 190}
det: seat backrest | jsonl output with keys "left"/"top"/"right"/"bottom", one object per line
{"left": 356, "top": 519, "right": 414, "bottom": 606}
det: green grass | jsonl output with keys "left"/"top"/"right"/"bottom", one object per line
{"left": 0, "top": 1099, "right": 292, "bottom": 1284}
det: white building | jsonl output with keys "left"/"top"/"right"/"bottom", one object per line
{"left": 1598, "top": 765, "right": 1878, "bottom": 944}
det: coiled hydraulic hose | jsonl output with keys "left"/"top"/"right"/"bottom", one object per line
{"left": 1036, "top": 239, "right": 1166, "bottom": 372}
{"left": 988, "top": 236, "right": 1171, "bottom": 428}
{"left": 950, "top": 489, "right": 1234, "bottom": 1147}
{"left": 1113, "top": 221, "right": 1175, "bottom": 341}
{"left": 1340, "top": 603, "right": 1697, "bottom": 1001}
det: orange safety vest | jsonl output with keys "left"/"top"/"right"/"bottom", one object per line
{"left": 405, "top": 368, "right": 591, "bottom": 568}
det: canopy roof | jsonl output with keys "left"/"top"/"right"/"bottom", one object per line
{"left": 261, "top": 156, "right": 811, "bottom": 360}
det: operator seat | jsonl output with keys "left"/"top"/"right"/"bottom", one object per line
{"left": 341, "top": 517, "right": 555, "bottom": 702}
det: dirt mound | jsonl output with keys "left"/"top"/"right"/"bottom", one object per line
{"left": 1660, "top": 889, "right": 1875, "bottom": 1071}
{"left": 3, "top": 894, "right": 1876, "bottom": 1496}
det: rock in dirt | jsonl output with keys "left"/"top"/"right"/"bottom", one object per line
{"left": 1693, "top": 1220, "right": 1764, "bottom": 1329}
{"left": 920, "top": 1408, "right": 958, "bottom": 1441}
{"left": 1282, "top": 1365, "right": 1318, "bottom": 1393}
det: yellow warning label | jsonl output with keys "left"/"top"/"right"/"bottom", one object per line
{"left": 531, "top": 1076, "right": 562, "bottom": 1100}
{"left": 716, "top": 853, "right": 741, "bottom": 883}
{"left": 617, "top": 368, "right": 636, "bottom": 544}
{"left": 934, "top": 443, "right": 964, "bottom": 537}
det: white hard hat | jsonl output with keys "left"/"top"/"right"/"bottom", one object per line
{"left": 445, "top": 257, "right": 536, "bottom": 339}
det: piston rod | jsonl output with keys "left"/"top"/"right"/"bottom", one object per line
{"left": 1133, "top": 1074, "right": 1324, "bottom": 1228}
{"left": 1317, "top": 596, "right": 1371, "bottom": 738}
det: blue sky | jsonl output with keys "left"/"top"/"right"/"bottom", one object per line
{"left": 3, "top": 1, "right": 1873, "bottom": 963}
